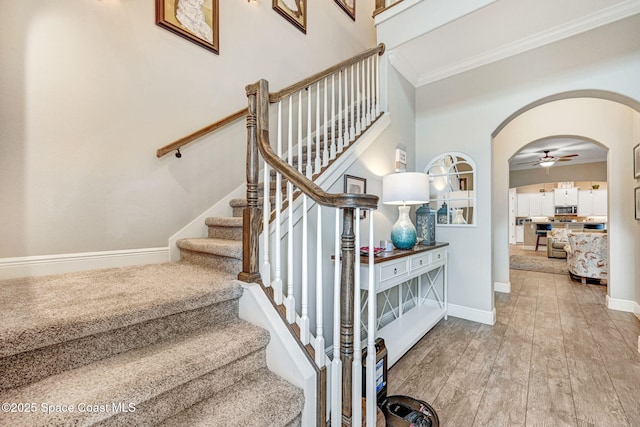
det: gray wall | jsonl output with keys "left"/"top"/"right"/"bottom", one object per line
{"left": 0, "top": 0, "right": 377, "bottom": 258}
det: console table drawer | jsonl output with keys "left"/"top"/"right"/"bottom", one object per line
{"left": 431, "top": 249, "right": 446, "bottom": 263}
{"left": 379, "top": 260, "right": 408, "bottom": 282}
{"left": 410, "top": 253, "right": 431, "bottom": 271}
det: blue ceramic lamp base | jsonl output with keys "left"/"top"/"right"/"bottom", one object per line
{"left": 390, "top": 205, "right": 417, "bottom": 250}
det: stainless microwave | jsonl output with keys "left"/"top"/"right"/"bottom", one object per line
{"left": 555, "top": 205, "right": 577, "bottom": 215}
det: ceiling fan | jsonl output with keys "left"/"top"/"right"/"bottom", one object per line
{"left": 517, "top": 150, "right": 578, "bottom": 167}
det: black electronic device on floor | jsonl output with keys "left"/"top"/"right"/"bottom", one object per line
{"left": 381, "top": 395, "right": 439, "bottom": 427}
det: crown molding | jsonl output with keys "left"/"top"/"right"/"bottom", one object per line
{"left": 415, "top": 0, "right": 640, "bottom": 87}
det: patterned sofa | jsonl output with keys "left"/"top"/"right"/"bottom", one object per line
{"left": 564, "top": 232, "right": 608, "bottom": 284}
{"left": 546, "top": 228, "right": 568, "bottom": 259}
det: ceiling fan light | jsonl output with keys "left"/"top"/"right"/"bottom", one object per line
{"left": 539, "top": 160, "right": 555, "bottom": 167}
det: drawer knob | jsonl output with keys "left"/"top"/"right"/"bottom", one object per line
{"left": 419, "top": 260, "right": 423, "bottom": 265}
{"left": 393, "top": 267, "right": 397, "bottom": 274}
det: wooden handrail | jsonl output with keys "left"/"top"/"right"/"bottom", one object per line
{"left": 373, "top": 0, "right": 404, "bottom": 17}
{"left": 269, "top": 43, "right": 385, "bottom": 103}
{"left": 254, "top": 79, "right": 379, "bottom": 210}
{"left": 156, "top": 107, "right": 248, "bottom": 158}
{"left": 157, "top": 43, "right": 384, "bottom": 159}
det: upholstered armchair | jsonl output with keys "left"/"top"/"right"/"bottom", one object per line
{"left": 546, "top": 228, "right": 569, "bottom": 259}
{"left": 564, "top": 232, "right": 608, "bottom": 284}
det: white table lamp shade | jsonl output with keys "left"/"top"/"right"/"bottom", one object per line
{"left": 382, "top": 172, "right": 430, "bottom": 205}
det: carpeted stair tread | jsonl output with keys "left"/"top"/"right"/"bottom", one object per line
{"left": 204, "top": 216, "right": 243, "bottom": 228}
{"left": 158, "top": 367, "right": 304, "bottom": 427}
{"left": 0, "top": 320, "right": 270, "bottom": 427}
{"left": 0, "top": 263, "right": 239, "bottom": 358}
{"left": 176, "top": 238, "right": 242, "bottom": 259}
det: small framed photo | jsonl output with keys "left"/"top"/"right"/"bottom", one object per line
{"left": 335, "top": 0, "right": 355, "bottom": 21}
{"left": 635, "top": 186, "right": 640, "bottom": 220}
{"left": 273, "top": 0, "right": 307, "bottom": 34}
{"left": 634, "top": 144, "right": 640, "bottom": 179}
{"left": 344, "top": 175, "right": 367, "bottom": 219}
{"left": 156, "top": 0, "right": 219, "bottom": 54}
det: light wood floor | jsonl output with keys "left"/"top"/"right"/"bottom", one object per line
{"left": 387, "top": 268, "right": 640, "bottom": 426}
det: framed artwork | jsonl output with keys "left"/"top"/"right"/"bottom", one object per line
{"left": 335, "top": 0, "right": 356, "bottom": 20}
{"left": 344, "top": 175, "right": 367, "bottom": 219}
{"left": 635, "top": 186, "right": 640, "bottom": 220}
{"left": 273, "top": 0, "right": 307, "bottom": 34}
{"left": 634, "top": 144, "right": 640, "bottom": 179}
{"left": 156, "top": 0, "right": 219, "bottom": 54}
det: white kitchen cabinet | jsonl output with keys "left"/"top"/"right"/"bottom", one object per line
{"left": 578, "top": 190, "right": 607, "bottom": 216}
{"left": 541, "top": 192, "right": 555, "bottom": 216}
{"left": 528, "top": 193, "right": 543, "bottom": 216}
{"left": 554, "top": 188, "right": 578, "bottom": 206}
{"left": 516, "top": 193, "right": 530, "bottom": 216}
{"left": 516, "top": 225, "right": 524, "bottom": 243}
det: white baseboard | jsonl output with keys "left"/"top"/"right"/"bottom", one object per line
{"left": 447, "top": 303, "right": 496, "bottom": 325}
{"left": 494, "top": 281, "right": 511, "bottom": 293}
{"left": 606, "top": 295, "right": 637, "bottom": 313}
{"left": 0, "top": 248, "right": 170, "bottom": 280}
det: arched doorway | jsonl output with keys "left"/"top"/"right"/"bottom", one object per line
{"left": 492, "top": 91, "right": 640, "bottom": 310}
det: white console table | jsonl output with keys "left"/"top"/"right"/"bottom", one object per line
{"left": 359, "top": 243, "right": 448, "bottom": 366}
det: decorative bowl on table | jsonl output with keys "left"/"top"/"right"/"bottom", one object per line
{"left": 360, "top": 246, "right": 384, "bottom": 256}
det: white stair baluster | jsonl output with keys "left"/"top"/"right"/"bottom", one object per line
{"left": 360, "top": 59, "right": 366, "bottom": 131}
{"left": 330, "top": 74, "right": 337, "bottom": 159}
{"left": 298, "top": 91, "right": 303, "bottom": 174}
{"left": 366, "top": 212, "right": 377, "bottom": 427}
{"left": 300, "top": 195, "right": 310, "bottom": 345}
{"left": 262, "top": 159, "right": 271, "bottom": 289}
{"left": 355, "top": 62, "right": 361, "bottom": 136}
{"left": 315, "top": 82, "right": 321, "bottom": 174}
{"left": 306, "top": 87, "right": 313, "bottom": 179}
{"left": 366, "top": 57, "right": 372, "bottom": 126}
{"left": 375, "top": 53, "right": 380, "bottom": 116}
{"left": 315, "top": 204, "right": 325, "bottom": 367}
{"left": 352, "top": 208, "right": 362, "bottom": 426}
{"left": 273, "top": 101, "right": 283, "bottom": 305}
{"left": 331, "top": 208, "right": 342, "bottom": 427}
{"left": 350, "top": 64, "right": 355, "bottom": 141}
{"left": 285, "top": 96, "right": 295, "bottom": 323}
{"left": 337, "top": 71, "right": 344, "bottom": 153}
{"left": 322, "top": 78, "right": 329, "bottom": 167}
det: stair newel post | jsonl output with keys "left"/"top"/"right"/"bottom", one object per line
{"left": 351, "top": 208, "right": 362, "bottom": 426}
{"left": 340, "top": 207, "right": 356, "bottom": 426}
{"left": 238, "top": 83, "right": 262, "bottom": 284}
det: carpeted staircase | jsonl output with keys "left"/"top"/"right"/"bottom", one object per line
{"left": 0, "top": 202, "right": 304, "bottom": 426}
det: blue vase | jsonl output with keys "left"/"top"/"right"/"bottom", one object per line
{"left": 391, "top": 205, "right": 416, "bottom": 250}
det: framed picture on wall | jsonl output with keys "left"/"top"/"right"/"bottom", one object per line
{"left": 635, "top": 186, "right": 640, "bottom": 220}
{"left": 335, "top": 0, "right": 355, "bottom": 20}
{"left": 156, "top": 0, "right": 219, "bottom": 54}
{"left": 634, "top": 143, "right": 640, "bottom": 179}
{"left": 344, "top": 175, "right": 367, "bottom": 219}
{"left": 273, "top": 0, "right": 307, "bottom": 33}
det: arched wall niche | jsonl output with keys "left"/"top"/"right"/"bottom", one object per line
{"left": 492, "top": 90, "right": 640, "bottom": 307}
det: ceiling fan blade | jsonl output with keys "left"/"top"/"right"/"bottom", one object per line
{"left": 558, "top": 154, "right": 578, "bottom": 159}
{"left": 516, "top": 161, "right": 537, "bottom": 165}
{"left": 557, "top": 158, "right": 573, "bottom": 162}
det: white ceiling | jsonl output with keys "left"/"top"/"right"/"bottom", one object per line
{"left": 508, "top": 137, "right": 608, "bottom": 171}
{"left": 378, "top": 0, "right": 640, "bottom": 171}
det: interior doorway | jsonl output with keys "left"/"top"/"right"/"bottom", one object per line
{"left": 507, "top": 137, "right": 609, "bottom": 279}
{"left": 491, "top": 90, "right": 640, "bottom": 309}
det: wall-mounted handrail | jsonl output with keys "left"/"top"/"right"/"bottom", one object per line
{"left": 156, "top": 107, "right": 248, "bottom": 158}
